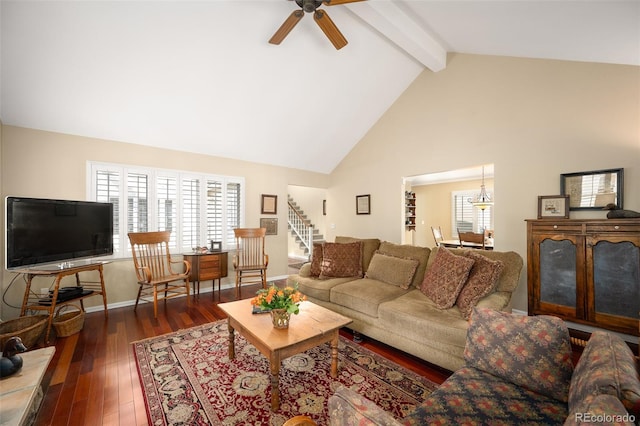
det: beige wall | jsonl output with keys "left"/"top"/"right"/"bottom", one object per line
{"left": 0, "top": 126, "right": 328, "bottom": 318}
{"left": 2, "top": 53, "right": 639, "bottom": 318}
{"left": 327, "top": 53, "right": 640, "bottom": 313}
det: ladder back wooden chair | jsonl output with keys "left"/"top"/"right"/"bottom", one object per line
{"left": 457, "top": 228, "right": 487, "bottom": 250}
{"left": 233, "top": 227, "right": 269, "bottom": 299}
{"left": 128, "top": 231, "right": 191, "bottom": 318}
{"left": 431, "top": 226, "right": 444, "bottom": 247}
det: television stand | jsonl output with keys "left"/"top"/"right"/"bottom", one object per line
{"left": 18, "top": 263, "right": 108, "bottom": 343}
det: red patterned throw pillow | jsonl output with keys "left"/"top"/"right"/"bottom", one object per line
{"left": 320, "top": 242, "right": 363, "bottom": 278}
{"left": 309, "top": 243, "right": 323, "bottom": 277}
{"left": 420, "top": 247, "right": 475, "bottom": 309}
{"left": 456, "top": 251, "right": 505, "bottom": 319}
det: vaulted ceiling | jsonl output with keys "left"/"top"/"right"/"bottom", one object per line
{"left": 1, "top": 1, "right": 638, "bottom": 174}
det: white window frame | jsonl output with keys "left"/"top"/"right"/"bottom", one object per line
{"left": 87, "top": 161, "right": 245, "bottom": 258}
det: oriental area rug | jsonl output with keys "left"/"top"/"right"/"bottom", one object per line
{"left": 133, "top": 320, "right": 437, "bottom": 426}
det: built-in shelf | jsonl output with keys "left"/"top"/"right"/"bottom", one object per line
{"left": 405, "top": 191, "right": 416, "bottom": 231}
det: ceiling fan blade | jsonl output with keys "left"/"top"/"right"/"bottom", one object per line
{"left": 313, "top": 9, "right": 347, "bottom": 50}
{"left": 269, "top": 10, "right": 304, "bottom": 45}
{"left": 323, "top": 0, "right": 366, "bottom": 5}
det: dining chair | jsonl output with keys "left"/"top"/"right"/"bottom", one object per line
{"left": 128, "top": 231, "right": 191, "bottom": 318}
{"left": 457, "top": 228, "right": 487, "bottom": 250}
{"left": 233, "top": 228, "right": 269, "bottom": 299}
{"left": 431, "top": 226, "right": 444, "bottom": 247}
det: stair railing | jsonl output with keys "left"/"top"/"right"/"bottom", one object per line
{"left": 287, "top": 201, "right": 314, "bottom": 255}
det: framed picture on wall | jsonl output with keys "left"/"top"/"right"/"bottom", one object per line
{"left": 260, "top": 218, "right": 278, "bottom": 235}
{"left": 261, "top": 194, "right": 277, "bottom": 215}
{"left": 323, "top": 199, "right": 326, "bottom": 216}
{"left": 537, "top": 195, "right": 570, "bottom": 219}
{"left": 356, "top": 194, "right": 371, "bottom": 215}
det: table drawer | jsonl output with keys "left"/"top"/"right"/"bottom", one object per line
{"left": 200, "top": 270, "right": 221, "bottom": 280}
{"left": 199, "top": 258, "right": 220, "bottom": 269}
{"left": 531, "top": 223, "right": 583, "bottom": 233}
{"left": 586, "top": 223, "right": 640, "bottom": 233}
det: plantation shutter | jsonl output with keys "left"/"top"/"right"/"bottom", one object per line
{"left": 182, "top": 178, "right": 200, "bottom": 249}
{"left": 157, "top": 175, "right": 178, "bottom": 248}
{"left": 95, "top": 170, "right": 121, "bottom": 252}
{"left": 127, "top": 173, "right": 148, "bottom": 233}
{"left": 226, "top": 182, "right": 241, "bottom": 246}
{"left": 90, "top": 162, "right": 244, "bottom": 257}
{"left": 451, "top": 190, "right": 493, "bottom": 235}
{"left": 206, "top": 180, "right": 223, "bottom": 243}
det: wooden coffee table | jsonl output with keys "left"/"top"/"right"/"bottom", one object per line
{"left": 218, "top": 299, "right": 352, "bottom": 411}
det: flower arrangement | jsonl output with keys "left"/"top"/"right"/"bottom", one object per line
{"left": 251, "top": 283, "right": 307, "bottom": 315}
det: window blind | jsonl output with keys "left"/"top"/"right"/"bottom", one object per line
{"left": 89, "top": 162, "right": 244, "bottom": 257}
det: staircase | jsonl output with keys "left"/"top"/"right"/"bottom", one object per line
{"left": 287, "top": 196, "right": 325, "bottom": 257}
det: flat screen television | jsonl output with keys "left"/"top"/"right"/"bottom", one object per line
{"left": 5, "top": 197, "right": 114, "bottom": 270}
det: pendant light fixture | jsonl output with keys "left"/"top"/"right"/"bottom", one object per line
{"left": 470, "top": 166, "right": 493, "bottom": 210}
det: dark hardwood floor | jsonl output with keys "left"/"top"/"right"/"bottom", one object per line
{"left": 32, "top": 283, "right": 451, "bottom": 426}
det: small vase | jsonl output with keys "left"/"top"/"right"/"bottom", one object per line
{"left": 271, "top": 309, "right": 291, "bottom": 329}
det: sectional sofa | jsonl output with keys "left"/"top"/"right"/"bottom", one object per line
{"left": 286, "top": 236, "right": 524, "bottom": 372}
{"left": 328, "top": 308, "right": 640, "bottom": 425}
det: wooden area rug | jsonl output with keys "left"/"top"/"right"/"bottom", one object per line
{"left": 133, "top": 320, "right": 437, "bottom": 425}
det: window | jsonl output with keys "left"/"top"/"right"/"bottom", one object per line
{"left": 89, "top": 162, "right": 244, "bottom": 257}
{"left": 451, "top": 190, "right": 493, "bottom": 236}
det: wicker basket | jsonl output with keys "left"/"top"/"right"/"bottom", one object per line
{"left": 52, "top": 304, "right": 85, "bottom": 337}
{"left": 0, "top": 314, "right": 48, "bottom": 349}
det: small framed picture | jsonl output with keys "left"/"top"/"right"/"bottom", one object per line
{"left": 260, "top": 218, "right": 278, "bottom": 235}
{"left": 209, "top": 241, "right": 222, "bottom": 252}
{"left": 356, "top": 194, "right": 371, "bottom": 215}
{"left": 537, "top": 195, "right": 570, "bottom": 219}
{"left": 323, "top": 199, "right": 326, "bottom": 216}
{"left": 261, "top": 194, "right": 277, "bottom": 215}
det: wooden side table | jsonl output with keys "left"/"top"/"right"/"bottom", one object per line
{"left": 17, "top": 263, "right": 108, "bottom": 343}
{"left": 183, "top": 251, "right": 229, "bottom": 297}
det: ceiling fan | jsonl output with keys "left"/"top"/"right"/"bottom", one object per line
{"left": 269, "top": 0, "right": 366, "bottom": 50}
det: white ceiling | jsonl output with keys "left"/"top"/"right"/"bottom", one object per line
{"left": 1, "top": 1, "right": 638, "bottom": 174}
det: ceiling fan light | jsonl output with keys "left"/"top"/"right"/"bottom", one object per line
{"left": 302, "top": 0, "right": 319, "bottom": 13}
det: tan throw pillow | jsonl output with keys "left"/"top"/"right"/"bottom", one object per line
{"left": 420, "top": 247, "right": 475, "bottom": 309}
{"left": 320, "top": 242, "right": 363, "bottom": 278}
{"left": 365, "top": 251, "right": 419, "bottom": 289}
{"left": 456, "top": 251, "right": 505, "bottom": 319}
{"left": 309, "top": 243, "right": 323, "bottom": 277}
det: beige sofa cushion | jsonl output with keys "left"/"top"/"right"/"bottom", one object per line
{"left": 365, "top": 251, "right": 419, "bottom": 290}
{"left": 288, "top": 274, "right": 358, "bottom": 302}
{"left": 335, "top": 236, "right": 381, "bottom": 273}
{"left": 330, "top": 278, "right": 409, "bottom": 317}
{"left": 378, "top": 242, "right": 431, "bottom": 288}
{"left": 378, "top": 290, "right": 469, "bottom": 352}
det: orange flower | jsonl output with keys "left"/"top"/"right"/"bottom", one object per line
{"left": 252, "top": 283, "right": 306, "bottom": 314}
